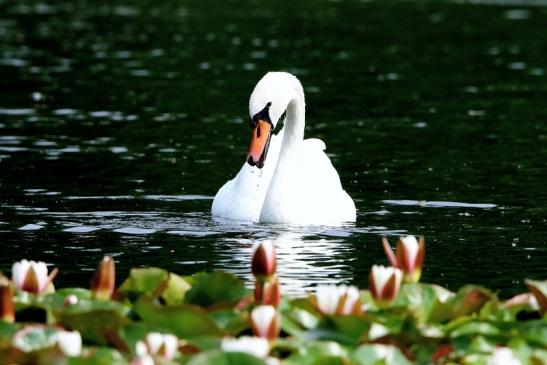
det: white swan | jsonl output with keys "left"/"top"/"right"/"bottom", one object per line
{"left": 212, "top": 72, "right": 356, "bottom": 225}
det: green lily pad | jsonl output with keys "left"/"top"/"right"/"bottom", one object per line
{"left": 283, "top": 341, "right": 349, "bottom": 365}
{"left": 185, "top": 272, "right": 247, "bottom": 308}
{"left": 186, "top": 349, "right": 267, "bottom": 365}
{"left": 58, "top": 299, "right": 130, "bottom": 344}
{"left": 351, "top": 344, "right": 412, "bottom": 365}
{"left": 134, "top": 298, "right": 222, "bottom": 339}
{"left": 68, "top": 347, "right": 128, "bottom": 365}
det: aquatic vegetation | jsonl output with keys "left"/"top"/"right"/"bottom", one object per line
{"left": 0, "top": 236, "right": 545, "bottom": 365}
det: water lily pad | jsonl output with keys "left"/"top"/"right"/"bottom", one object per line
{"left": 134, "top": 298, "right": 222, "bottom": 339}
{"left": 185, "top": 272, "right": 247, "bottom": 308}
{"left": 68, "top": 347, "right": 128, "bottom": 365}
{"left": 351, "top": 344, "right": 412, "bottom": 365}
{"left": 58, "top": 300, "right": 130, "bottom": 344}
{"left": 186, "top": 349, "right": 267, "bottom": 365}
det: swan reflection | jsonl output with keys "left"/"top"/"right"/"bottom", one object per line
{"left": 217, "top": 231, "right": 354, "bottom": 296}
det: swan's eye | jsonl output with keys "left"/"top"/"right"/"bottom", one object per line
{"left": 266, "top": 102, "right": 272, "bottom": 108}
{"left": 273, "top": 110, "right": 286, "bottom": 135}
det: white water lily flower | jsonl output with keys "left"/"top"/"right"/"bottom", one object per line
{"left": 369, "top": 265, "right": 403, "bottom": 304}
{"left": 488, "top": 347, "right": 522, "bottom": 365}
{"left": 382, "top": 236, "right": 425, "bottom": 283}
{"left": 251, "top": 305, "right": 279, "bottom": 339}
{"left": 143, "top": 332, "right": 178, "bottom": 360}
{"left": 52, "top": 330, "right": 82, "bottom": 357}
{"left": 12, "top": 260, "right": 57, "bottom": 294}
{"left": 316, "top": 285, "right": 342, "bottom": 314}
{"left": 340, "top": 285, "right": 360, "bottom": 315}
{"left": 221, "top": 336, "right": 270, "bottom": 358}
{"left": 315, "top": 285, "right": 360, "bottom": 315}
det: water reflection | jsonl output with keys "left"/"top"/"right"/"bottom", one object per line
{"left": 217, "top": 232, "right": 354, "bottom": 295}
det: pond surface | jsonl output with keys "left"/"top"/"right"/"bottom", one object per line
{"left": 0, "top": 0, "right": 546, "bottom": 296}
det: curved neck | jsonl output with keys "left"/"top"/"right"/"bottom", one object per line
{"left": 281, "top": 87, "right": 305, "bottom": 150}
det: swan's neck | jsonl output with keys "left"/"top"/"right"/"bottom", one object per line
{"left": 280, "top": 88, "right": 305, "bottom": 151}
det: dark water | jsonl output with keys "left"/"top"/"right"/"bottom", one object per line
{"left": 0, "top": 0, "right": 546, "bottom": 296}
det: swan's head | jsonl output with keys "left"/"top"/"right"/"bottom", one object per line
{"left": 246, "top": 72, "right": 302, "bottom": 168}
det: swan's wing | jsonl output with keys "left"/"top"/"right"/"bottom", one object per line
{"left": 259, "top": 136, "right": 355, "bottom": 224}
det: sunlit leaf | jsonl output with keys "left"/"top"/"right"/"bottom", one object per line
{"left": 351, "top": 344, "right": 412, "bottom": 365}
{"left": 185, "top": 272, "right": 248, "bottom": 308}
{"left": 185, "top": 349, "right": 267, "bottom": 365}
{"left": 134, "top": 298, "right": 222, "bottom": 339}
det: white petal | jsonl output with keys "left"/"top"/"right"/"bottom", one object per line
{"left": 130, "top": 355, "right": 155, "bottom": 365}
{"left": 54, "top": 330, "right": 82, "bottom": 357}
{"left": 371, "top": 265, "right": 391, "bottom": 293}
{"left": 135, "top": 341, "right": 148, "bottom": 357}
{"left": 221, "top": 336, "right": 270, "bottom": 358}
{"left": 162, "top": 334, "right": 178, "bottom": 360}
{"left": 251, "top": 305, "right": 276, "bottom": 337}
{"left": 12, "top": 260, "right": 30, "bottom": 289}
{"left": 316, "top": 285, "right": 342, "bottom": 314}
{"left": 400, "top": 236, "right": 419, "bottom": 266}
{"left": 488, "top": 347, "right": 522, "bottom": 365}
{"left": 30, "top": 261, "right": 49, "bottom": 291}
{"left": 340, "top": 286, "right": 360, "bottom": 315}
{"left": 145, "top": 332, "right": 163, "bottom": 354}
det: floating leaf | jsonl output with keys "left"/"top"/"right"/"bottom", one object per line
{"left": 58, "top": 300, "right": 130, "bottom": 344}
{"left": 283, "top": 341, "right": 349, "bottom": 365}
{"left": 351, "top": 344, "right": 412, "bottom": 365}
{"left": 185, "top": 272, "right": 248, "bottom": 308}
{"left": 68, "top": 347, "right": 128, "bottom": 365}
{"left": 185, "top": 349, "right": 267, "bottom": 365}
{"left": 134, "top": 298, "right": 222, "bottom": 339}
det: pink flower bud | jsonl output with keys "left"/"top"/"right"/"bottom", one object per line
{"left": 382, "top": 236, "right": 425, "bottom": 283}
{"left": 0, "top": 278, "right": 14, "bottom": 323}
{"left": 12, "top": 260, "right": 58, "bottom": 294}
{"left": 91, "top": 256, "right": 115, "bottom": 300}
{"left": 250, "top": 305, "right": 280, "bottom": 340}
{"left": 525, "top": 279, "right": 547, "bottom": 315}
{"left": 254, "top": 276, "right": 281, "bottom": 307}
{"left": 251, "top": 242, "right": 276, "bottom": 278}
{"left": 369, "top": 265, "right": 403, "bottom": 306}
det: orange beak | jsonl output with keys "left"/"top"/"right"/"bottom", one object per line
{"left": 247, "top": 119, "right": 272, "bottom": 168}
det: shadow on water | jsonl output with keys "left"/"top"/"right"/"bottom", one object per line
{"left": 0, "top": 0, "right": 546, "bottom": 296}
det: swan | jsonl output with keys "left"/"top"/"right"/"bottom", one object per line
{"left": 211, "top": 72, "right": 356, "bottom": 225}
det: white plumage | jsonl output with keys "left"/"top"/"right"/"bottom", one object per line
{"left": 212, "top": 72, "right": 356, "bottom": 225}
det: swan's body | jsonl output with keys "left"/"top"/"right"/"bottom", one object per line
{"left": 212, "top": 72, "right": 356, "bottom": 225}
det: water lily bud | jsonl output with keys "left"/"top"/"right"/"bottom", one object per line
{"left": 382, "top": 236, "right": 425, "bottom": 283}
{"left": 12, "top": 259, "right": 58, "bottom": 294}
{"left": 251, "top": 241, "right": 276, "bottom": 278}
{"left": 91, "top": 256, "right": 115, "bottom": 300}
{"left": 488, "top": 347, "right": 522, "bottom": 365}
{"left": 53, "top": 330, "right": 82, "bottom": 357}
{"left": 250, "top": 305, "right": 280, "bottom": 340}
{"left": 144, "top": 332, "right": 178, "bottom": 361}
{"left": 0, "top": 277, "right": 14, "bottom": 323}
{"left": 221, "top": 336, "right": 270, "bottom": 358}
{"left": 525, "top": 279, "right": 547, "bottom": 315}
{"left": 254, "top": 276, "right": 281, "bottom": 307}
{"left": 369, "top": 265, "right": 403, "bottom": 306}
{"left": 315, "top": 285, "right": 361, "bottom": 315}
